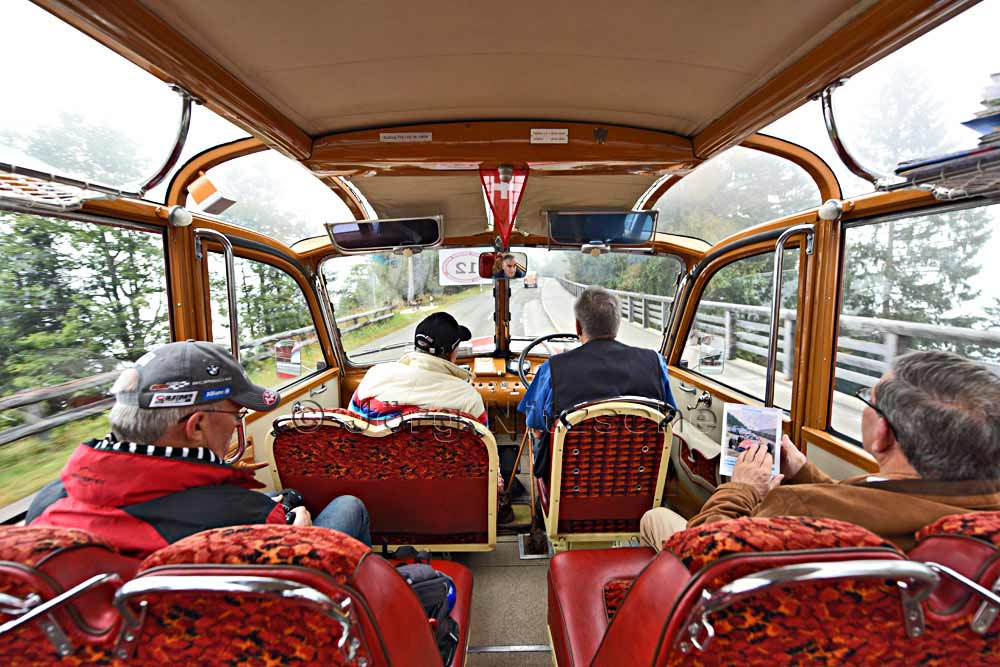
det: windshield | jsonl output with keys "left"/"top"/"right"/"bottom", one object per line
{"left": 323, "top": 247, "right": 683, "bottom": 364}
{"left": 0, "top": 0, "right": 248, "bottom": 203}
{"left": 652, "top": 146, "right": 820, "bottom": 245}
{"left": 509, "top": 248, "right": 683, "bottom": 355}
{"left": 323, "top": 249, "right": 496, "bottom": 365}
{"left": 763, "top": 1, "right": 1000, "bottom": 198}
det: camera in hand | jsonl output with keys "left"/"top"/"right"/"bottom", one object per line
{"left": 277, "top": 488, "right": 305, "bottom": 524}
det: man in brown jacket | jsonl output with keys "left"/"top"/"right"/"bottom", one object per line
{"left": 641, "top": 350, "right": 1000, "bottom": 551}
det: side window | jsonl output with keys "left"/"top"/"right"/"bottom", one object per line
{"left": 209, "top": 255, "right": 323, "bottom": 390}
{"left": 831, "top": 203, "right": 1000, "bottom": 441}
{"left": 683, "top": 249, "right": 800, "bottom": 410}
{"left": 0, "top": 213, "right": 169, "bottom": 510}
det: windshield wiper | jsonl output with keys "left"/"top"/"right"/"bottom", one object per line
{"left": 350, "top": 341, "right": 413, "bottom": 358}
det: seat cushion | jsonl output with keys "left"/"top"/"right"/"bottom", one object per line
{"left": 916, "top": 511, "right": 1000, "bottom": 547}
{"left": 547, "top": 547, "right": 655, "bottom": 667}
{"left": 602, "top": 578, "right": 632, "bottom": 621}
{"left": 0, "top": 526, "right": 140, "bottom": 667}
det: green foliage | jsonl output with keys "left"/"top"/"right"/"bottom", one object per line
{"left": 565, "top": 254, "right": 682, "bottom": 297}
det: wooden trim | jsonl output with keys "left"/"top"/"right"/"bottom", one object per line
{"left": 801, "top": 426, "right": 879, "bottom": 473}
{"left": 308, "top": 121, "right": 697, "bottom": 177}
{"left": 33, "top": 0, "right": 312, "bottom": 159}
{"left": 742, "top": 134, "right": 842, "bottom": 202}
{"left": 167, "top": 138, "right": 267, "bottom": 206}
{"left": 693, "top": 0, "right": 980, "bottom": 159}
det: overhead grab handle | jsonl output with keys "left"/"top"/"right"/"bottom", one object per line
{"left": 136, "top": 85, "right": 201, "bottom": 197}
{"left": 819, "top": 80, "right": 899, "bottom": 190}
{"left": 0, "top": 84, "right": 199, "bottom": 208}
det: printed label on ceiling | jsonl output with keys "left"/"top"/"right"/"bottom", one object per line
{"left": 530, "top": 128, "right": 569, "bottom": 144}
{"left": 379, "top": 132, "right": 433, "bottom": 143}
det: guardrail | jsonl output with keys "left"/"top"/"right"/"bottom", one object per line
{"left": 0, "top": 304, "right": 399, "bottom": 448}
{"left": 556, "top": 277, "right": 1000, "bottom": 386}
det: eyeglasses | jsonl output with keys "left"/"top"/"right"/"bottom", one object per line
{"left": 177, "top": 408, "right": 249, "bottom": 423}
{"left": 854, "top": 386, "right": 897, "bottom": 437}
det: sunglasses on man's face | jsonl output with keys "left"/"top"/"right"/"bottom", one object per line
{"left": 854, "top": 386, "right": 897, "bottom": 437}
{"left": 177, "top": 407, "right": 249, "bottom": 423}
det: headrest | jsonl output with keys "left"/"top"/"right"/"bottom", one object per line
{"left": 0, "top": 526, "right": 115, "bottom": 567}
{"left": 663, "top": 516, "right": 898, "bottom": 574}
{"left": 139, "top": 525, "right": 369, "bottom": 583}
{"left": 916, "top": 511, "right": 1000, "bottom": 547}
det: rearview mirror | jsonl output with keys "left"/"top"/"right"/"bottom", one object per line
{"left": 478, "top": 251, "right": 528, "bottom": 280}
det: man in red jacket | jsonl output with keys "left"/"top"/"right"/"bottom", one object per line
{"left": 27, "top": 341, "right": 370, "bottom": 556}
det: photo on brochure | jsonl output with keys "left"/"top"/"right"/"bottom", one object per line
{"left": 719, "top": 404, "right": 782, "bottom": 478}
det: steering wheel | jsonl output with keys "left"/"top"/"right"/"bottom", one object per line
{"left": 516, "top": 332, "right": 580, "bottom": 388}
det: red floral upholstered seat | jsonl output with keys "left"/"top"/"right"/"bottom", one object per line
{"left": 0, "top": 525, "right": 140, "bottom": 666}
{"left": 549, "top": 516, "right": 928, "bottom": 667}
{"left": 537, "top": 399, "right": 674, "bottom": 550}
{"left": 268, "top": 409, "right": 498, "bottom": 550}
{"left": 908, "top": 511, "right": 1000, "bottom": 664}
{"left": 119, "top": 524, "right": 472, "bottom": 666}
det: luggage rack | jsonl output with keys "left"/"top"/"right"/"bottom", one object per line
{"left": 821, "top": 80, "right": 1000, "bottom": 202}
{"left": 0, "top": 166, "right": 109, "bottom": 212}
{"left": 883, "top": 155, "right": 1000, "bottom": 201}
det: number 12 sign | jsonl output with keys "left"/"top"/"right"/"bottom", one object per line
{"left": 439, "top": 248, "right": 491, "bottom": 286}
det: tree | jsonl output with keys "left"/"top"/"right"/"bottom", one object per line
{"left": 841, "top": 62, "right": 992, "bottom": 330}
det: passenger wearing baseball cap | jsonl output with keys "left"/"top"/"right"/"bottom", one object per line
{"left": 348, "top": 312, "right": 486, "bottom": 424}
{"left": 26, "top": 341, "right": 370, "bottom": 556}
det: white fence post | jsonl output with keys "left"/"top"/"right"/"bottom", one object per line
{"left": 723, "top": 309, "right": 733, "bottom": 360}
{"left": 782, "top": 317, "right": 794, "bottom": 380}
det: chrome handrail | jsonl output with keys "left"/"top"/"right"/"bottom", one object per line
{"left": 765, "top": 224, "right": 814, "bottom": 408}
{"left": 194, "top": 228, "right": 245, "bottom": 464}
{"left": 678, "top": 559, "right": 938, "bottom": 653}
{"left": 113, "top": 575, "right": 360, "bottom": 660}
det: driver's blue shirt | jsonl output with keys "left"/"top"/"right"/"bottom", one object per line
{"left": 517, "top": 353, "right": 676, "bottom": 433}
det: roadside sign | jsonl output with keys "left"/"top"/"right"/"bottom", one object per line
{"left": 439, "top": 248, "right": 491, "bottom": 286}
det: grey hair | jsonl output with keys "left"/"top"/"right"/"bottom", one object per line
{"left": 876, "top": 350, "right": 1000, "bottom": 481}
{"left": 573, "top": 286, "right": 621, "bottom": 340}
{"left": 108, "top": 369, "right": 199, "bottom": 443}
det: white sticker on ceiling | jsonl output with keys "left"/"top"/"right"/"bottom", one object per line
{"left": 379, "top": 132, "right": 432, "bottom": 143}
{"left": 530, "top": 128, "right": 569, "bottom": 144}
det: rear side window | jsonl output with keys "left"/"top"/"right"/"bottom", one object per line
{"left": 830, "top": 203, "right": 1000, "bottom": 441}
{"left": 0, "top": 213, "right": 170, "bottom": 510}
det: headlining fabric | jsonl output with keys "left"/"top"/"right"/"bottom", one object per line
{"left": 135, "top": 0, "right": 872, "bottom": 137}
{"left": 350, "top": 173, "right": 656, "bottom": 237}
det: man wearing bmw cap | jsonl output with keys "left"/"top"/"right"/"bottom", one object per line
{"left": 27, "top": 341, "right": 371, "bottom": 556}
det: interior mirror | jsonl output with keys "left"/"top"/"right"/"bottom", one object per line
{"left": 478, "top": 251, "right": 528, "bottom": 280}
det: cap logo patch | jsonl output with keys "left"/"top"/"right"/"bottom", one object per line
{"left": 263, "top": 390, "right": 279, "bottom": 406}
{"left": 150, "top": 391, "right": 197, "bottom": 407}
{"left": 202, "top": 387, "right": 231, "bottom": 401}
{"left": 149, "top": 381, "right": 190, "bottom": 391}
{"left": 205, "top": 364, "right": 220, "bottom": 376}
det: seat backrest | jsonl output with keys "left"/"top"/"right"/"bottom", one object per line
{"left": 119, "top": 524, "right": 443, "bottom": 667}
{"left": 545, "top": 399, "right": 672, "bottom": 539}
{"left": 0, "top": 525, "right": 139, "bottom": 666}
{"left": 592, "top": 517, "right": 918, "bottom": 667}
{"left": 908, "top": 511, "right": 1000, "bottom": 661}
{"left": 268, "top": 409, "right": 498, "bottom": 550}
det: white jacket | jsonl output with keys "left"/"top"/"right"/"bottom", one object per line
{"left": 348, "top": 351, "right": 487, "bottom": 424}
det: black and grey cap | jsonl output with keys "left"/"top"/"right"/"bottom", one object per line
{"left": 414, "top": 312, "right": 472, "bottom": 356}
{"left": 115, "top": 341, "right": 281, "bottom": 412}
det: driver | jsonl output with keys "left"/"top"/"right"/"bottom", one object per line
{"left": 492, "top": 254, "right": 526, "bottom": 280}
{"left": 518, "top": 286, "right": 677, "bottom": 482}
